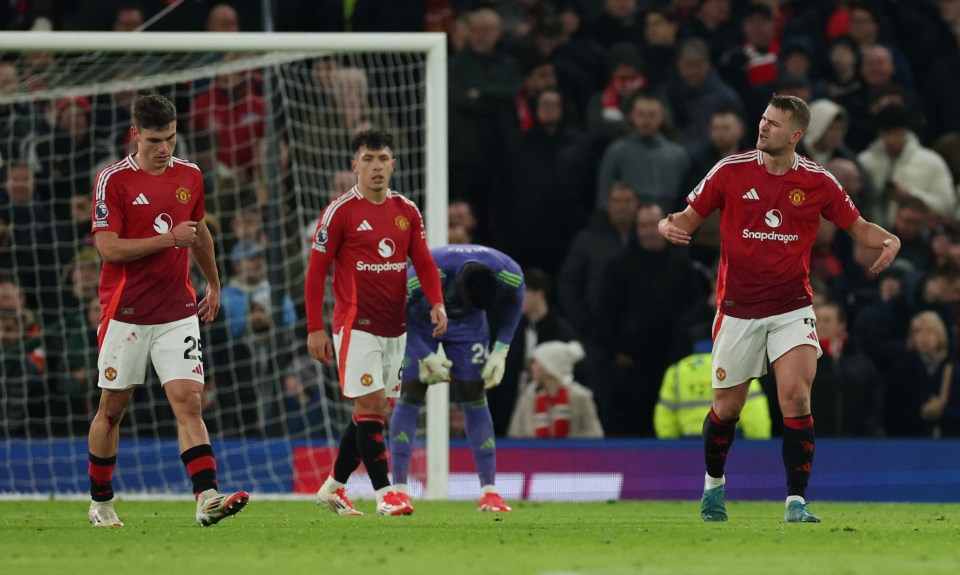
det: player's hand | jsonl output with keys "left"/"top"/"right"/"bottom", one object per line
{"left": 307, "top": 330, "right": 334, "bottom": 364}
{"left": 430, "top": 303, "right": 448, "bottom": 338}
{"left": 658, "top": 213, "right": 691, "bottom": 245}
{"left": 481, "top": 341, "right": 510, "bottom": 390}
{"left": 869, "top": 235, "right": 901, "bottom": 275}
{"left": 196, "top": 285, "right": 220, "bottom": 323}
{"left": 418, "top": 352, "right": 452, "bottom": 385}
{"left": 171, "top": 221, "right": 198, "bottom": 248}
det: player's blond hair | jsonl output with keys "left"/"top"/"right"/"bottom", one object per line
{"left": 769, "top": 93, "right": 810, "bottom": 132}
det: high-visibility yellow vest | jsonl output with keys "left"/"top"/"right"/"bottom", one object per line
{"left": 654, "top": 353, "right": 771, "bottom": 439}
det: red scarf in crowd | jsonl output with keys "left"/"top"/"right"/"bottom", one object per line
{"left": 516, "top": 90, "right": 535, "bottom": 131}
{"left": 534, "top": 385, "right": 571, "bottom": 438}
{"left": 744, "top": 39, "right": 780, "bottom": 86}
{"left": 602, "top": 75, "right": 646, "bottom": 118}
{"left": 820, "top": 336, "right": 847, "bottom": 359}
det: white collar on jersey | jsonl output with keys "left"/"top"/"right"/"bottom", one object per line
{"left": 126, "top": 154, "right": 174, "bottom": 170}
{"left": 756, "top": 150, "right": 800, "bottom": 170}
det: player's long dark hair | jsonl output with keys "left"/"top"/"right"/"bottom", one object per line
{"left": 458, "top": 262, "right": 498, "bottom": 310}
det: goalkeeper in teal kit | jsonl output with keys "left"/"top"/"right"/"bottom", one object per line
{"left": 390, "top": 244, "right": 524, "bottom": 513}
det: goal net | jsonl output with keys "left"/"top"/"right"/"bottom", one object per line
{"left": 0, "top": 32, "right": 448, "bottom": 499}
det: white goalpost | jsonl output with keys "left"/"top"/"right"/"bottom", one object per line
{"left": 0, "top": 31, "right": 450, "bottom": 499}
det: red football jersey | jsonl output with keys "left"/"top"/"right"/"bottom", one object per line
{"left": 92, "top": 155, "right": 205, "bottom": 325}
{"left": 687, "top": 150, "right": 860, "bottom": 319}
{"left": 305, "top": 187, "right": 443, "bottom": 338}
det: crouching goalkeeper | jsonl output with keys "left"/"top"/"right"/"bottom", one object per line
{"left": 390, "top": 244, "right": 524, "bottom": 513}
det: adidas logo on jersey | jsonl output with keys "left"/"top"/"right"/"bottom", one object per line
{"left": 356, "top": 220, "right": 373, "bottom": 231}
{"left": 742, "top": 188, "right": 760, "bottom": 200}
{"left": 192, "top": 364, "right": 203, "bottom": 375}
{"left": 132, "top": 193, "right": 150, "bottom": 205}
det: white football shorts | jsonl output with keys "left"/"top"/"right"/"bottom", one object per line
{"left": 97, "top": 315, "right": 205, "bottom": 389}
{"left": 333, "top": 328, "right": 406, "bottom": 399}
{"left": 710, "top": 305, "right": 821, "bottom": 389}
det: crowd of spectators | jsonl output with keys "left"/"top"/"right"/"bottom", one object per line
{"left": 3, "top": 0, "right": 960, "bottom": 440}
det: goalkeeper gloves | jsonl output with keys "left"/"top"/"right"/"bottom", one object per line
{"left": 418, "top": 352, "right": 452, "bottom": 385}
{"left": 481, "top": 341, "right": 510, "bottom": 390}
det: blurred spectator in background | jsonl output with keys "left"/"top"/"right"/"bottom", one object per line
{"left": 448, "top": 199, "right": 479, "bottom": 245}
{"left": 585, "top": 42, "right": 647, "bottom": 142}
{"left": 0, "top": 61, "right": 42, "bottom": 166}
{"left": 810, "top": 218, "right": 845, "bottom": 287}
{"left": 501, "top": 87, "right": 591, "bottom": 276}
{"left": 263, "top": 354, "right": 334, "bottom": 438}
{"left": 448, "top": 8, "right": 522, "bottom": 241}
{"left": 683, "top": 0, "right": 741, "bottom": 62}
{"left": 0, "top": 274, "right": 44, "bottom": 374}
{"left": 595, "top": 90, "right": 690, "bottom": 213}
{"left": 0, "top": 161, "right": 58, "bottom": 319}
{"left": 719, "top": 3, "right": 779, "bottom": 137}
{"left": 585, "top": 0, "right": 644, "bottom": 50}
{"left": 223, "top": 204, "right": 266, "bottom": 264}
{"left": 44, "top": 294, "right": 99, "bottom": 436}
{"left": 75, "top": 0, "right": 208, "bottom": 32}
{"left": 60, "top": 245, "right": 101, "bottom": 317}
{"left": 923, "top": 14, "right": 960, "bottom": 143}
{"left": 829, "top": 242, "right": 911, "bottom": 328}
{"left": 886, "top": 311, "right": 960, "bottom": 437}
{"left": 508, "top": 340, "right": 604, "bottom": 438}
{"left": 887, "top": 197, "right": 934, "bottom": 271}
{"left": 681, "top": 106, "right": 747, "bottom": 266}
{"left": 557, "top": 181, "right": 637, "bottom": 415}
{"left": 655, "top": 340, "right": 770, "bottom": 439}
{"left": 846, "top": 1, "right": 914, "bottom": 89}
{"left": 493, "top": 268, "right": 577, "bottom": 437}
{"left": 514, "top": 57, "right": 558, "bottom": 132}
{"left": 798, "top": 100, "right": 856, "bottom": 167}
{"left": 0, "top": 306, "right": 45, "bottom": 437}
{"left": 858, "top": 103, "right": 955, "bottom": 228}
{"left": 190, "top": 55, "right": 266, "bottom": 212}
{"left": 854, "top": 264, "right": 960, "bottom": 373}
{"left": 597, "top": 202, "right": 704, "bottom": 436}
{"left": 206, "top": 3, "right": 241, "bottom": 32}
{"left": 811, "top": 299, "right": 884, "bottom": 437}
{"left": 640, "top": 7, "right": 681, "bottom": 88}
{"left": 221, "top": 240, "right": 297, "bottom": 434}
{"left": 30, "top": 95, "right": 114, "bottom": 222}
{"left": 659, "top": 37, "right": 743, "bottom": 159}
{"left": 111, "top": 4, "right": 143, "bottom": 32}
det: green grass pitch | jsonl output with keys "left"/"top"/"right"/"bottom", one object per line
{"left": 2, "top": 499, "right": 959, "bottom": 574}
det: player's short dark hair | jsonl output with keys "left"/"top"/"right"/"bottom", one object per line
{"left": 350, "top": 129, "right": 394, "bottom": 155}
{"left": 457, "top": 262, "right": 499, "bottom": 310}
{"left": 769, "top": 93, "right": 810, "bottom": 131}
{"left": 132, "top": 93, "right": 176, "bottom": 131}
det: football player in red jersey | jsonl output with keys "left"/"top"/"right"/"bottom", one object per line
{"left": 87, "top": 94, "right": 248, "bottom": 528}
{"left": 659, "top": 94, "right": 900, "bottom": 523}
{"left": 306, "top": 129, "right": 446, "bottom": 516}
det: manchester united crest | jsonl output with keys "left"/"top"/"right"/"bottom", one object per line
{"left": 105, "top": 367, "right": 118, "bottom": 381}
{"left": 360, "top": 373, "right": 374, "bottom": 386}
{"left": 788, "top": 188, "right": 806, "bottom": 207}
{"left": 394, "top": 215, "right": 409, "bottom": 231}
{"left": 715, "top": 367, "right": 726, "bottom": 382}
{"left": 175, "top": 187, "right": 191, "bottom": 204}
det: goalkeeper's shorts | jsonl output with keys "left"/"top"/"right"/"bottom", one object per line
{"left": 402, "top": 314, "right": 489, "bottom": 383}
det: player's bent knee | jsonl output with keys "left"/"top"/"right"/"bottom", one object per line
{"left": 452, "top": 379, "right": 485, "bottom": 403}
{"left": 400, "top": 379, "right": 428, "bottom": 405}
